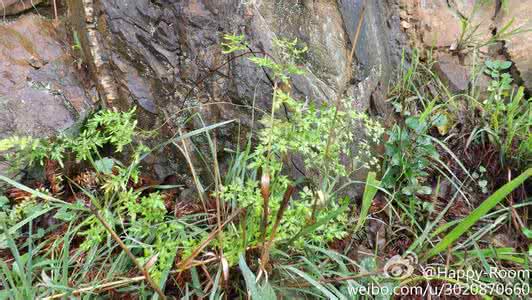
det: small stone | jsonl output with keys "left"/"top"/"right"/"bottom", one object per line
{"left": 27, "top": 56, "right": 46, "bottom": 69}
{"left": 433, "top": 53, "right": 470, "bottom": 92}
{"left": 401, "top": 20, "right": 411, "bottom": 29}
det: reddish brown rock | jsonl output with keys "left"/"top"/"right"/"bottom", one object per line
{"left": 0, "top": 14, "right": 94, "bottom": 140}
{"left": 496, "top": 0, "right": 532, "bottom": 90}
{"left": 434, "top": 53, "right": 471, "bottom": 92}
{"left": 454, "top": 0, "right": 497, "bottom": 46}
{"left": 0, "top": 0, "right": 43, "bottom": 16}
{"left": 401, "top": 0, "right": 497, "bottom": 50}
{"left": 416, "top": 0, "right": 462, "bottom": 48}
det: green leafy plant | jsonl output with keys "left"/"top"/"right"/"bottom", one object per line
{"left": 216, "top": 34, "right": 384, "bottom": 268}
{"left": 3, "top": 28, "right": 530, "bottom": 299}
{"left": 470, "top": 60, "right": 531, "bottom": 165}
{"left": 0, "top": 107, "right": 217, "bottom": 297}
{"left": 355, "top": 171, "right": 380, "bottom": 232}
{"left": 455, "top": 9, "right": 521, "bottom": 54}
{"left": 0, "top": 107, "right": 138, "bottom": 170}
{"left": 381, "top": 105, "right": 443, "bottom": 223}
{"left": 221, "top": 34, "right": 248, "bottom": 54}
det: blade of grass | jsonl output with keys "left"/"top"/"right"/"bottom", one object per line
{"left": 284, "top": 266, "right": 338, "bottom": 300}
{"left": 176, "top": 208, "right": 242, "bottom": 272}
{"left": 142, "top": 119, "right": 235, "bottom": 161}
{"left": 42, "top": 276, "right": 147, "bottom": 300}
{"left": 1, "top": 222, "right": 33, "bottom": 297}
{"left": 0, "top": 175, "right": 70, "bottom": 205}
{"left": 354, "top": 172, "right": 380, "bottom": 232}
{"left": 424, "top": 168, "right": 531, "bottom": 259}
{"left": 238, "top": 254, "right": 276, "bottom": 300}
{"left": 90, "top": 208, "right": 167, "bottom": 299}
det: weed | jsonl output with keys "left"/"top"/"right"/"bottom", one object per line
{"left": 0, "top": 107, "right": 138, "bottom": 170}
{"left": 218, "top": 34, "right": 383, "bottom": 267}
{"left": 467, "top": 60, "right": 532, "bottom": 166}
{"left": 455, "top": 4, "right": 522, "bottom": 54}
{"left": 0, "top": 108, "right": 213, "bottom": 297}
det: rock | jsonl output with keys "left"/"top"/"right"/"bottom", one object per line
{"left": 433, "top": 53, "right": 470, "bottom": 92}
{"left": 0, "top": 15, "right": 94, "bottom": 177}
{"left": 453, "top": 0, "right": 496, "bottom": 44}
{"left": 496, "top": 0, "right": 532, "bottom": 91}
{"left": 0, "top": 0, "right": 44, "bottom": 16}
{"left": 400, "top": 0, "right": 496, "bottom": 50}
{"left": 401, "top": 20, "right": 411, "bottom": 29}
{"left": 401, "top": 0, "right": 530, "bottom": 91}
{"left": 67, "top": 0, "right": 406, "bottom": 191}
{"left": 339, "top": 0, "right": 406, "bottom": 83}
{"left": 67, "top": 0, "right": 405, "bottom": 116}
{"left": 415, "top": 0, "right": 462, "bottom": 48}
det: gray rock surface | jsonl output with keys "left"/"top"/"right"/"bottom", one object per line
{"left": 67, "top": 0, "right": 406, "bottom": 190}
{"left": 0, "top": 14, "right": 94, "bottom": 177}
{"left": 69, "top": 0, "right": 404, "bottom": 117}
{"left": 0, "top": 14, "right": 93, "bottom": 138}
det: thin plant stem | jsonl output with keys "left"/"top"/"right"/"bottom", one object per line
{"left": 259, "top": 171, "right": 271, "bottom": 246}
{"left": 90, "top": 208, "right": 167, "bottom": 299}
{"left": 42, "top": 276, "right": 146, "bottom": 300}
{"left": 174, "top": 128, "right": 208, "bottom": 212}
{"left": 260, "top": 186, "right": 295, "bottom": 269}
{"left": 322, "top": 3, "right": 366, "bottom": 190}
{"left": 53, "top": 0, "right": 58, "bottom": 21}
{"left": 175, "top": 208, "right": 242, "bottom": 272}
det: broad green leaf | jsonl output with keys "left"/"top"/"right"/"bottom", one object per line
{"left": 0, "top": 196, "right": 8, "bottom": 208}
{"left": 500, "top": 60, "right": 512, "bottom": 69}
{"left": 94, "top": 157, "right": 115, "bottom": 174}
{"left": 417, "top": 185, "right": 432, "bottom": 195}
{"left": 405, "top": 117, "right": 424, "bottom": 133}
{"left": 522, "top": 228, "right": 532, "bottom": 239}
{"left": 53, "top": 207, "right": 76, "bottom": 222}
